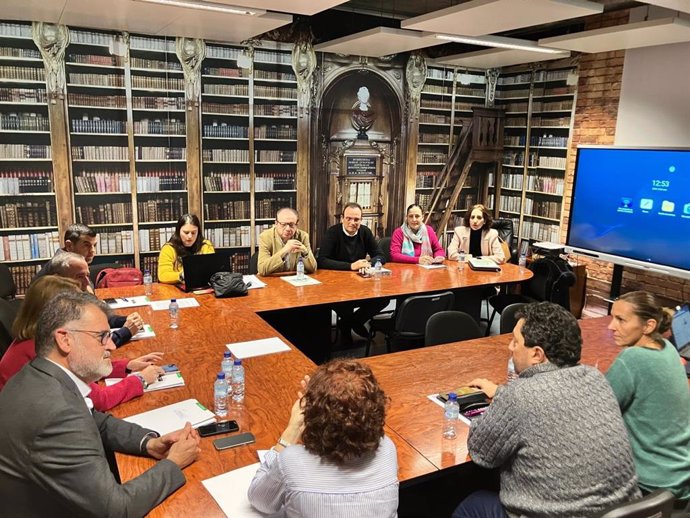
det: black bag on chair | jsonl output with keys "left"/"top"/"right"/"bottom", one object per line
{"left": 209, "top": 272, "right": 248, "bottom": 298}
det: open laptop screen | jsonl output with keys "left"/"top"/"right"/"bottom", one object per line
{"left": 671, "top": 304, "right": 690, "bottom": 354}
{"left": 181, "top": 253, "right": 230, "bottom": 292}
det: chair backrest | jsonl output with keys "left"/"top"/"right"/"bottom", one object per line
{"left": 395, "top": 291, "right": 455, "bottom": 338}
{"left": 0, "top": 297, "right": 20, "bottom": 359}
{"left": 596, "top": 489, "right": 675, "bottom": 518}
{"left": 524, "top": 256, "right": 576, "bottom": 310}
{"left": 377, "top": 236, "right": 392, "bottom": 264}
{"left": 500, "top": 302, "right": 527, "bottom": 335}
{"left": 249, "top": 252, "right": 259, "bottom": 275}
{"left": 0, "top": 263, "right": 17, "bottom": 299}
{"left": 425, "top": 310, "right": 481, "bottom": 346}
{"left": 491, "top": 219, "right": 516, "bottom": 262}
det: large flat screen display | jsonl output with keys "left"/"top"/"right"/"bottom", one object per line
{"left": 566, "top": 146, "right": 690, "bottom": 279}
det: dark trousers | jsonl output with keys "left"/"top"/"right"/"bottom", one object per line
{"left": 335, "top": 298, "right": 389, "bottom": 333}
{"left": 452, "top": 490, "right": 507, "bottom": 518}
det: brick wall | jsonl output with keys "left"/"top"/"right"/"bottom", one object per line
{"left": 562, "top": 9, "right": 690, "bottom": 315}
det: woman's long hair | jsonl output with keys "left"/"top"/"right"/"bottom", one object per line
{"left": 168, "top": 213, "right": 206, "bottom": 258}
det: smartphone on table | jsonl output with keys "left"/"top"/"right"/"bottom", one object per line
{"left": 213, "top": 432, "right": 256, "bottom": 451}
{"left": 161, "top": 363, "right": 179, "bottom": 373}
{"left": 197, "top": 420, "right": 239, "bottom": 437}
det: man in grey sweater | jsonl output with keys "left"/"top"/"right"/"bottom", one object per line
{"left": 453, "top": 302, "right": 640, "bottom": 518}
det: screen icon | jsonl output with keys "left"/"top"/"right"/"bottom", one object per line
{"left": 640, "top": 199, "right": 653, "bottom": 210}
{"left": 661, "top": 200, "right": 675, "bottom": 212}
{"left": 683, "top": 203, "right": 690, "bottom": 215}
{"left": 619, "top": 198, "right": 632, "bottom": 209}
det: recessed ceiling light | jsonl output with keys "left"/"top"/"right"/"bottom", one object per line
{"left": 132, "top": 0, "right": 265, "bottom": 16}
{"left": 433, "top": 33, "right": 566, "bottom": 54}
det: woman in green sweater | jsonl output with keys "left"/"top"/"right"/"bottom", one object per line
{"left": 607, "top": 290, "right": 690, "bottom": 502}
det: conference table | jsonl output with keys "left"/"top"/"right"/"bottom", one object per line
{"left": 102, "top": 261, "right": 533, "bottom": 517}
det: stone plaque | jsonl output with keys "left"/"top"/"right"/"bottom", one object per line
{"left": 346, "top": 155, "right": 378, "bottom": 176}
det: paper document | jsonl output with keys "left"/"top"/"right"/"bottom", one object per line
{"left": 123, "top": 398, "right": 215, "bottom": 435}
{"left": 105, "top": 372, "right": 185, "bottom": 392}
{"left": 468, "top": 257, "right": 501, "bottom": 272}
{"left": 150, "top": 298, "right": 200, "bottom": 311}
{"left": 243, "top": 275, "right": 266, "bottom": 289}
{"left": 106, "top": 295, "right": 150, "bottom": 309}
{"left": 227, "top": 337, "right": 291, "bottom": 360}
{"left": 203, "top": 462, "right": 278, "bottom": 518}
{"left": 426, "top": 393, "right": 487, "bottom": 426}
{"left": 280, "top": 275, "right": 321, "bottom": 286}
{"left": 131, "top": 324, "right": 155, "bottom": 341}
{"left": 418, "top": 264, "right": 447, "bottom": 270}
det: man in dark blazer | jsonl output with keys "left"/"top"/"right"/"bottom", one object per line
{"left": 0, "top": 291, "right": 200, "bottom": 517}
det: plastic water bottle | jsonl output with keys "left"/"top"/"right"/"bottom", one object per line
{"left": 221, "top": 351, "right": 233, "bottom": 391}
{"left": 518, "top": 252, "right": 527, "bottom": 270}
{"left": 458, "top": 250, "right": 466, "bottom": 270}
{"left": 143, "top": 269, "right": 152, "bottom": 297}
{"left": 296, "top": 256, "right": 305, "bottom": 280}
{"left": 442, "top": 392, "right": 459, "bottom": 439}
{"left": 374, "top": 258, "right": 382, "bottom": 276}
{"left": 231, "top": 359, "right": 245, "bottom": 403}
{"left": 507, "top": 357, "right": 519, "bottom": 382}
{"left": 168, "top": 298, "right": 179, "bottom": 329}
{"left": 214, "top": 372, "right": 228, "bottom": 417}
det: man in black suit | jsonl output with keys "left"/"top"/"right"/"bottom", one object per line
{"left": 0, "top": 291, "right": 200, "bottom": 516}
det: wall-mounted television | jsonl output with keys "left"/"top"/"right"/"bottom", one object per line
{"left": 566, "top": 146, "right": 690, "bottom": 280}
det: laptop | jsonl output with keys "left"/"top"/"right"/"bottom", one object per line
{"left": 180, "top": 253, "right": 231, "bottom": 292}
{"left": 671, "top": 304, "right": 690, "bottom": 360}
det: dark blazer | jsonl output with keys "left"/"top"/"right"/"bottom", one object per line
{"left": 317, "top": 224, "right": 385, "bottom": 271}
{"left": 0, "top": 357, "right": 185, "bottom": 517}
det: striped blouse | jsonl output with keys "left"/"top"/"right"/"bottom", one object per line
{"left": 248, "top": 435, "right": 399, "bottom": 518}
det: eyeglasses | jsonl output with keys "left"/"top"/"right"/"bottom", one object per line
{"left": 276, "top": 221, "right": 297, "bottom": 229}
{"left": 66, "top": 329, "right": 113, "bottom": 346}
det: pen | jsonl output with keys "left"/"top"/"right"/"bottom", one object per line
{"left": 121, "top": 297, "right": 129, "bottom": 303}
{"left": 246, "top": 282, "right": 252, "bottom": 287}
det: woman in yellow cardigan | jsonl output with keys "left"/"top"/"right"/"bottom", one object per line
{"left": 158, "top": 213, "right": 215, "bottom": 284}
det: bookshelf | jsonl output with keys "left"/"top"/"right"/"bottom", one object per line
{"left": 415, "top": 64, "right": 488, "bottom": 242}
{"left": 494, "top": 64, "right": 577, "bottom": 246}
{"left": 0, "top": 21, "right": 59, "bottom": 294}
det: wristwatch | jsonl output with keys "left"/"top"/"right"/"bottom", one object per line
{"left": 133, "top": 372, "right": 149, "bottom": 389}
{"left": 277, "top": 437, "right": 291, "bottom": 448}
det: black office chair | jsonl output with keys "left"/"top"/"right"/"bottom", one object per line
{"left": 0, "top": 297, "right": 20, "bottom": 359}
{"left": 365, "top": 291, "right": 454, "bottom": 356}
{"left": 0, "top": 263, "right": 18, "bottom": 300}
{"left": 596, "top": 489, "right": 675, "bottom": 518}
{"left": 425, "top": 310, "right": 481, "bottom": 347}
{"left": 486, "top": 256, "right": 576, "bottom": 334}
{"left": 249, "top": 252, "right": 259, "bottom": 275}
{"left": 499, "top": 302, "right": 526, "bottom": 335}
{"left": 491, "top": 219, "right": 517, "bottom": 263}
{"left": 377, "top": 236, "right": 392, "bottom": 264}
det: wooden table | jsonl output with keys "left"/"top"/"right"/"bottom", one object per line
{"left": 101, "top": 262, "right": 532, "bottom": 516}
{"left": 360, "top": 316, "right": 622, "bottom": 471}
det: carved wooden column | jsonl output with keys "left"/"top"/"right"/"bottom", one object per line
{"left": 404, "top": 52, "right": 426, "bottom": 210}
{"left": 292, "top": 40, "right": 316, "bottom": 234}
{"left": 32, "top": 22, "right": 72, "bottom": 236}
{"left": 176, "top": 37, "right": 205, "bottom": 219}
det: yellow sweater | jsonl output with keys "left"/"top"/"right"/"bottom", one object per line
{"left": 157, "top": 240, "right": 215, "bottom": 284}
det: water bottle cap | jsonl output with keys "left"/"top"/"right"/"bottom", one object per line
{"left": 448, "top": 392, "right": 457, "bottom": 401}
{"left": 171, "top": 298, "right": 176, "bottom": 302}
{"left": 233, "top": 359, "right": 242, "bottom": 365}
{"left": 217, "top": 372, "right": 225, "bottom": 380}
{"left": 144, "top": 269, "right": 150, "bottom": 274}
{"left": 223, "top": 351, "right": 231, "bottom": 358}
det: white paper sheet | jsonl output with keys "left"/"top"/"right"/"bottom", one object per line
{"left": 243, "top": 275, "right": 267, "bottom": 289}
{"left": 279, "top": 275, "right": 321, "bottom": 286}
{"left": 130, "top": 324, "right": 155, "bottom": 341}
{"left": 123, "top": 398, "right": 215, "bottom": 435}
{"left": 417, "top": 264, "right": 447, "bottom": 270}
{"left": 106, "top": 295, "right": 151, "bottom": 309}
{"left": 202, "top": 462, "right": 274, "bottom": 518}
{"left": 105, "top": 372, "right": 185, "bottom": 392}
{"left": 150, "top": 298, "right": 200, "bottom": 311}
{"left": 226, "top": 337, "right": 291, "bottom": 360}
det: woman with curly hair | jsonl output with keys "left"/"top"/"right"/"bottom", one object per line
{"left": 157, "top": 213, "right": 215, "bottom": 284}
{"left": 248, "top": 359, "right": 398, "bottom": 517}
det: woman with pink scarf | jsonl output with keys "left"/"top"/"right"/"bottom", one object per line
{"left": 389, "top": 204, "right": 445, "bottom": 264}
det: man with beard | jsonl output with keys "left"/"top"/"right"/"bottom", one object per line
{"left": 0, "top": 291, "right": 201, "bottom": 516}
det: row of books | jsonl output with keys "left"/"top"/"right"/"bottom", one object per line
{"left": 256, "top": 173, "right": 295, "bottom": 191}
{"left": 138, "top": 198, "right": 186, "bottom": 222}
{"left": 416, "top": 171, "right": 440, "bottom": 189}
{"left": 501, "top": 173, "right": 524, "bottom": 190}
{"left": 419, "top": 133, "right": 450, "bottom": 144}
{"left": 204, "top": 201, "right": 250, "bottom": 221}
{"left": 132, "top": 96, "right": 185, "bottom": 110}
{"left": 419, "top": 112, "right": 451, "bottom": 124}
{"left": 69, "top": 73, "right": 125, "bottom": 88}
{"left": 0, "top": 171, "right": 53, "bottom": 194}
{"left": 496, "top": 88, "right": 530, "bottom": 99}
{"left": 96, "top": 229, "right": 135, "bottom": 254}
{"left": 131, "top": 76, "right": 184, "bottom": 91}
{"left": 6, "top": 264, "right": 40, "bottom": 296}
{"left": 139, "top": 227, "right": 175, "bottom": 252}
{"left": 75, "top": 203, "right": 132, "bottom": 225}
{"left": 202, "top": 102, "right": 249, "bottom": 115}
{"left": 532, "top": 134, "right": 568, "bottom": 147}
{"left": 256, "top": 196, "right": 295, "bottom": 219}
{"left": 526, "top": 174, "right": 565, "bottom": 195}
{"left": 254, "top": 125, "right": 296, "bottom": 139}
{"left": 0, "top": 87, "right": 47, "bottom": 104}
{"left": 203, "top": 124, "right": 248, "bottom": 138}
{"left": 0, "top": 144, "right": 51, "bottom": 159}
{"left": 254, "top": 50, "right": 291, "bottom": 65}
{"left": 415, "top": 193, "right": 432, "bottom": 209}
{"left": 254, "top": 86, "right": 297, "bottom": 100}
{"left": 141, "top": 255, "right": 159, "bottom": 280}
{"left": 418, "top": 151, "right": 447, "bottom": 164}
{"left": 68, "top": 54, "right": 122, "bottom": 67}
{"left": 1, "top": 112, "right": 50, "bottom": 131}
{"left": 0, "top": 231, "right": 59, "bottom": 262}
{"left": 204, "top": 66, "right": 247, "bottom": 78}
{"left": 70, "top": 29, "right": 113, "bottom": 46}
{"left": 521, "top": 220, "right": 560, "bottom": 243}
{"left": 255, "top": 150, "right": 296, "bottom": 162}
{"left": 130, "top": 57, "right": 182, "bottom": 71}
{"left": 68, "top": 93, "right": 126, "bottom": 109}
{"left": 75, "top": 171, "right": 131, "bottom": 193}
{"left": 254, "top": 70, "right": 296, "bottom": 82}
{"left": 538, "top": 155, "right": 567, "bottom": 169}
{"left": 134, "top": 147, "right": 186, "bottom": 160}
{"left": 206, "top": 46, "right": 243, "bottom": 60}
{"left": 0, "top": 65, "right": 44, "bottom": 82}
{"left": 205, "top": 224, "right": 271, "bottom": 249}
{"left": 499, "top": 194, "right": 523, "bottom": 213}
{"left": 134, "top": 119, "right": 185, "bottom": 135}
{"left": 130, "top": 35, "right": 175, "bottom": 53}
{"left": 523, "top": 199, "right": 562, "bottom": 220}
{"left": 231, "top": 252, "right": 251, "bottom": 274}
{"left": 71, "top": 118, "right": 126, "bottom": 134}
{"left": 72, "top": 146, "right": 128, "bottom": 160}
{"left": 137, "top": 171, "right": 186, "bottom": 192}
{"left": 507, "top": 116, "right": 572, "bottom": 127}
{"left": 348, "top": 182, "right": 374, "bottom": 211}
{"left": 0, "top": 22, "right": 32, "bottom": 38}
{"left": 203, "top": 171, "right": 295, "bottom": 193}
{"left": 204, "top": 83, "right": 249, "bottom": 96}
{"left": 254, "top": 104, "right": 297, "bottom": 117}
{"left": 202, "top": 148, "right": 249, "bottom": 162}
{"left": 422, "top": 84, "right": 452, "bottom": 95}
{"left": 421, "top": 99, "right": 452, "bottom": 110}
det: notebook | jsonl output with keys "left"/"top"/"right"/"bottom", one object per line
{"left": 468, "top": 257, "right": 501, "bottom": 272}
{"left": 671, "top": 304, "right": 690, "bottom": 360}
{"left": 181, "top": 253, "right": 231, "bottom": 292}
